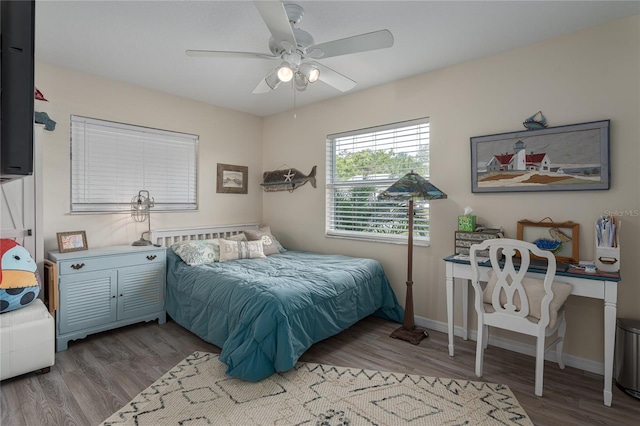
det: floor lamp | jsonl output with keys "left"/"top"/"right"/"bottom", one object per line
{"left": 379, "top": 171, "right": 447, "bottom": 345}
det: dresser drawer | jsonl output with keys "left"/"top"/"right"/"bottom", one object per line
{"left": 58, "top": 250, "right": 165, "bottom": 275}
{"left": 454, "top": 230, "right": 503, "bottom": 257}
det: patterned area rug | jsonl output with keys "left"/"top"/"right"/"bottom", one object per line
{"left": 102, "top": 352, "right": 533, "bottom": 425}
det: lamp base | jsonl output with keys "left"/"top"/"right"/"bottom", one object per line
{"left": 390, "top": 325, "right": 429, "bottom": 345}
{"left": 132, "top": 238, "right": 152, "bottom": 246}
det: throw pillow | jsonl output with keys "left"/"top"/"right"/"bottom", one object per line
{"left": 483, "top": 269, "right": 571, "bottom": 328}
{"left": 0, "top": 239, "right": 40, "bottom": 313}
{"left": 244, "top": 226, "right": 286, "bottom": 255}
{"left": 171, "top": 239, "right": 218, "bottom": 265}
{"left": 218, "top": 239, "right": 266, "bottom": 262}
{"left": 171, "top": 234, "right": 247, "bottom": 265}
{"left": 212, "top": 233, "right": 247, "bottom": 260}
{"left": 227, "top": 233, "right": 248, "bottom": 242}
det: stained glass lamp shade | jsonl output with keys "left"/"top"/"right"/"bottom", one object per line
{"left": 379, "top": 171, "right": 447, "bottom": 344}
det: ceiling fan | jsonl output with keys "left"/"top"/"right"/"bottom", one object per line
{"left": 186, "top": 1, "right": 394, "bottom": 94}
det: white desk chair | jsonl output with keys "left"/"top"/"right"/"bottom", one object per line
{"left": 469, "top": 238, "right": 571, "bottom": 397}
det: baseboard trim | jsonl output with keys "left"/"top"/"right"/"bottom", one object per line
{"left": 415, "top": 315, "right": 604, "bottom": 376}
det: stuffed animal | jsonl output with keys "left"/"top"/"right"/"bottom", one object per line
{"left": 0, "top": 239, "right": 40, "bottom": 313}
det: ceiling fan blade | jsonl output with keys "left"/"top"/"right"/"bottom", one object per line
{"left": 312, "top": 62, "right": 356, "bottom": 92}
{"left": 186, "top": 50, "right": 277, "bottom": 60}
{"left": 307, "top": 29, "right": 394, "bottom": 59}
{"left": 253, "top": 1, "right": 297, "bottom": 52}
{"left": 252, "top": 79, "right": 272, "bottom": 94}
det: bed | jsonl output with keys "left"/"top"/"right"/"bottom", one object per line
{"left": 150, "top": 224, "right": 404, "bottom": 382}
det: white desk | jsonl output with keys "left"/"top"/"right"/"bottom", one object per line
{"left": 443, "top": 255, "right": 621, "bottom": 407}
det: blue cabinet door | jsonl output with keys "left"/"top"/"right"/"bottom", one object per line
{"left": 58, "top": 269, "right": 117, "bottom": 334}
{"left": 117, "top": 263, "right": 165, "bottom": 321}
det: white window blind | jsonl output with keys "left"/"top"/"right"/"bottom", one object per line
{"left": 71, "top": 115, "right": 198, "bottom": 212}
{"left": 326, "top": 118, "right": 431, "bottom": 244}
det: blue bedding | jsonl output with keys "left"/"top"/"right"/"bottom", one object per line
{"left": 166, "top": 249, "right": 403, "bottom": 381}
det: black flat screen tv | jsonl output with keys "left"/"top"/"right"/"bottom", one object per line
{"left": 1, "top": 0, "right": 35, "bottom": 181}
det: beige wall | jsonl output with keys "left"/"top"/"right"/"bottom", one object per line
{"left": 35, "top": 62, "right": 264, "bottom": 254}
{"left": 262, "top": 16, "right": 640, "bottom": 365}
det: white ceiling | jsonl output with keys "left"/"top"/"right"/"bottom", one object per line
{"left": 35, "top": 1, "right": 640, "bottom": 117}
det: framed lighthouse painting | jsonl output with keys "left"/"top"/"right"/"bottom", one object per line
{"left": 470, "top": 120, "right": 610, "bottom": 193}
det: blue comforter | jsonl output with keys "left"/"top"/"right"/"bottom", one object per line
{"left": 166, "top": 249, "right": 403, "bottom": 381}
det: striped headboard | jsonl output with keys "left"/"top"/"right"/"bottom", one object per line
{"left": 149, "top": 223, "right": 260, "bottom": 248}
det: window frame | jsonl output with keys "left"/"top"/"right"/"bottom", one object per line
{"left": 325, "top": 117, "right": 432, "bottom": 246}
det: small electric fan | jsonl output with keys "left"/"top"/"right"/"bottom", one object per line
{"left": 131, "top": 190, "right": 154, "bottom": 246}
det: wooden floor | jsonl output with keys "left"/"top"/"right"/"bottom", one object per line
{"left": 2, "top": 317, "right": 638, "bottom": 425}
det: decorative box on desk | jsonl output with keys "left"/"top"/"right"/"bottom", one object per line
{"left": 454, "top": 230, "right": 504, "bottom": 256}
{"left": 458, "top": 215, "right": 476, "bottom": 232}
{"left": 48, "top": 245, "right": 167, "bottom": 351}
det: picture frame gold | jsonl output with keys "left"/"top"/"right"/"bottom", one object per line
{"left": 56, "top": 230, "right": 88, "bottom": 253}
{"left": 217, "top": 163, "right": 248, "bottom": 194}
{"left": 517, "top": 220, "right": 579, "bottom": 263}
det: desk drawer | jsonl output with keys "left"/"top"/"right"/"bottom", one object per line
{"left": 58, "top": 251, "right": 165, "bottom": 275}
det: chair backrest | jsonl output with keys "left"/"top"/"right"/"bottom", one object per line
{"left": 470, "top": 238, "right": 557, "bottom": 331}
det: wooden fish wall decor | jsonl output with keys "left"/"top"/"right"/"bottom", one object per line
{"left": 261, "top": 166, "right": 317, "bottom": 192}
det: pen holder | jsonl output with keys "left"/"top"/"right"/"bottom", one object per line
{"left": 595, "top": 233, "right": 620, "bottom": 273}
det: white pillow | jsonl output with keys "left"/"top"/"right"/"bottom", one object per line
{"left": 218, "top": 238, "right": 266, "bottom": 262}
{"left": 483, "top": 270, "right": 571, "bottom": 328}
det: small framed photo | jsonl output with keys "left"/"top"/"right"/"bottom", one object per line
{"left": 56, "top": 230, "right": 88, "bottom": 253}
{"left": 217, "top": 163, "right": 248, "bottom": 194}
{"left": 517, "top": 220, "right": 579, "bottom": 263}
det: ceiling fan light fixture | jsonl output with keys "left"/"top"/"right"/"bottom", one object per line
{"left": 300, "top": 63, "right": 320, "bottom": 83}
{"left": 265, "top": 71, "right": 281, "bottom": 90}
{"left": 307, "top": 67, "right": 320, "bottom": 83}
{"left": 308, "top": 67, "right": 320, "bottom": 83}
{"left": 295, "top": 73, "right": 308, "bottom": 91}
{"left": 277, "top": 62, "right": 294, "bottom": 82}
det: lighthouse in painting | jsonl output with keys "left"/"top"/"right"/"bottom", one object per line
{"left": 485, "top": 140, "right": 550, "bottom": 172}
{"left": 513, "top": 140, "right": 526, "bottom": 170}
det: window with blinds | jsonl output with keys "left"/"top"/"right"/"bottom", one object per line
{"left": 71, "top": 115, "right": 198, "bottom": 212}
{"left": 326, "top": 118, "right": 431, "bottom": 244}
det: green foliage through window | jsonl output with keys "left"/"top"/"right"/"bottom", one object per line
{"left": 326, "top": 118, "right": 431, "bottom": 242}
